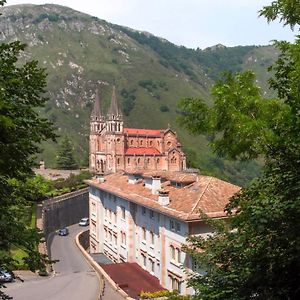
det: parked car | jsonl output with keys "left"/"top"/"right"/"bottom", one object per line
{"left": 0, "top": 268, "right": 14, "bottom": 283}
{"left": 58, "top": 228, "right": 69, "bottom": 236}
{"left": 79, "top": 217, "right": 89, "bottom": 226}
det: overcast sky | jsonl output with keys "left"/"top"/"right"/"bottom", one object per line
{"left": 5, "top": 0, "right": 297, "bottom": 49}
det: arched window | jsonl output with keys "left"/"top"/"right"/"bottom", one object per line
{"left": 137, "top": 158, "right": 140, "bottom": 164}
{"left": 130, "top": 140, "right": 133, "bottom": 146}
{"left": 157, "top": 158, "right": 160, "bottom": 164}
{"left": 127, "top": 158, "right": 130, "bottom": 164}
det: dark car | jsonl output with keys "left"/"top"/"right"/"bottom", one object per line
{"left": 0, "top": 268, "right": 14, "bottom": 283}
{"left": 58, "top": 228, "right": 69, "bottom": 236}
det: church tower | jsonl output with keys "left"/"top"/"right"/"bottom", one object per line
{"left": 89, "top": 89, "right": 106, "bottom": 173}
{"left": 105, "top": 86, "right": 125, "bottom": 172}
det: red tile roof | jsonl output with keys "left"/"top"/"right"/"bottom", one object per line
{"left": 125, "top": 147, "right": 161, "bottom": 155}
{"left": 124, "top": 128, "right": 162, "bottom": 136}
{"left": 101, "top": 262, "right": 165, "bottom": 299}
{"left": 87, "top": 171, "right": 240, "bottom": 222}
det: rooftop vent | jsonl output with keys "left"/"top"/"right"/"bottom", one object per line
{"left": 96, "top": 175, "right": 105, "bottom": 183}
{"left": 128, "top": 174, "right": 138, "bottom": 184}
{"left": 152, "top": 176, "right": 161, "bottom": 195}
{"left": 158, "top": 190, "right": 170, "bottom": 206}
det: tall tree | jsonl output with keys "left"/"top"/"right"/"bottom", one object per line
{"left": 178, "top": 1, "right": 300, "bottom": 299}
{"left": 0, "top": 1, "right": 56, "bottom": 298}
{"left": 56, "top": 136, "right": 78, "bottom": 170}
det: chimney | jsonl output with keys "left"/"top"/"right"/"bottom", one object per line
{"left": 96, "top": 174, "right": 105, "bottom": 183}
{"left": 128, "top": 174, "right": 138, "bottom": 184}
{"left": 158, "top": 190, "right": 170, "bottom": 206}
{"left": 152, "top": 176, "right": 161, "bottom": 195}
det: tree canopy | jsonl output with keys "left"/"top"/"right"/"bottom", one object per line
{"left": 178, "top": 1, "right": 300, "bottom": 299}
{"left": 0, "top": 1, "right": 56, "bottom": 298}
{"left": 56, "top": 136, "right": 78, "bottom": 170}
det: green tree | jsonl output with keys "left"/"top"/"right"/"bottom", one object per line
{"left": 0, "top": 1, "right": 56, "bottom": 298}
{"left": 56, "top": 136, "right": 78, "bottom": 170}
{"left": 177, "top": 1, "right": 300, "bottom": 299}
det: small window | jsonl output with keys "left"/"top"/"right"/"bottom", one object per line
{"left": 150, "top": 231, "right": 154, "bottom": 245}
{"left": 142, "top": 227, "right": 146, "bottom": 240}
{"left": 122, "top": 232, "right": 126, "bottom": 245}
{"left": 142, "top": 254, "right": 147, "bottom": 267}
{"left": 127, "top": 157, "right": 130, "bottom": 164}
{"left": 150, "top": 210, "right": 154, "bottom": 219}
{"left": 150, "top": 259, "right": 155, "bottom": 272}
{"left": 170, "top": 245, "right": 175, "bottom": 260}
{"left": 170, "top": 219, "right": 175, "bottom": 231}
{"left": 176, "top": 222, "right": 181, "bottom": 233}
{"left": 117, "top": 158, "right": 120, "bottom": 165}
{"left": 121, "top": 206, "right": 126, "bottom": 219}
{"left": 176, "top": 248, "right": 181, "bottom": 263}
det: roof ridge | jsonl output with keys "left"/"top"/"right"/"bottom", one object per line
{"left": 188, "top": 176, "right": 213, "bottom": 218}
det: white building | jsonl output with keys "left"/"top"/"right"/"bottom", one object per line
{"left": 87, "top": 170, "right": 239, "bottom": 295}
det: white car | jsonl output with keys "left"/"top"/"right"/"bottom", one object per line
{"left": 79, "top": 217, "right": 89, "bottom": 226}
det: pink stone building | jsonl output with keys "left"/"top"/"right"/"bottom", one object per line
{"left": 89, "top": 87, "right": 186, "bottom": 174}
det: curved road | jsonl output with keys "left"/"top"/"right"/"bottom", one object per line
{"left": 5, "top": 225, "right": 99, "bottom": 300}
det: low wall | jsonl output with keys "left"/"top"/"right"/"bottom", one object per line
{"left": 76, "top": 231, "right": 132, "bottom": 300}
{"left": 43, "top": 188, "right": 89, "bottom": 238}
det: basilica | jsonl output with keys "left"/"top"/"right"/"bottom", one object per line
{"left": 89, "top": 86, "right": 186, "bottom": 174}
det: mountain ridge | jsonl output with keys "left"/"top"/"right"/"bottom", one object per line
{"left": 1, "top": 3, "right": 277, "bottom": 185}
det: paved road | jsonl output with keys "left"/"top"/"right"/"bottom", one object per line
{"left": 5, "top": 225, "right": 99, "bottom": 300}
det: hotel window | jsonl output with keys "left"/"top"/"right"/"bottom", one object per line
{"left": 142, "top": 254, "right": 147, "bottom": 268}
{"left": 170, "top": 277, "right": 181, "bottom": 292}
{"left": 104, "top": 228, "right": 108, "bottom": 239}
{"left": 121, "top": 206, "right": 126, "bottom": 219}
{"left": 91, "top": 202, "right": 96, "bottom": 213}
{"left": 149, "top": 259, "right": 155, "bottom": 273}
{"left": 149, "top": 210, "right": 154, "bottom": 219}
{"left": 142, "top": 206, "right": 146, "bottom": 215}
{"left": 150, "top": 231, "right": 154, "bottom": 245}
{"left": 113, "top": 234, "right": 117, "bottom": 246}
{"left": 121, "top": 232, "right": 126, "bottom": 245}
{"left": 176, "top": 222, "right": 181, "bottom": 233}
{"left": 170, "top": 245, "right": 175, "bottom": 260}
{"left": 109, "top": 232, "right": 112, "bottom": 243}
{"left": 142, "top": 227, "right": 146, "bottom": 241}
{"left": 170, "top": 219, "right": 175, "bottom": 231}
{"left": 114, "top": 211, "right": 117, "bottom": 223}
{"left": 176, "top": 248, "right": 181, "bottom": 263}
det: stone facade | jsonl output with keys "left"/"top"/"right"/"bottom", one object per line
{"left": 89, "top": 87, "right": 186, "bottom": 174}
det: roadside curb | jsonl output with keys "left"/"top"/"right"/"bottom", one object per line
{"left": 75, "top": 230, "right": 135, "bottom": 300}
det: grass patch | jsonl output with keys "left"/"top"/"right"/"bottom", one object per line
{"left": 10, "top": 203, "right": 37, "bottom": 269}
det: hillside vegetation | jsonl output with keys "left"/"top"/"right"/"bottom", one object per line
{"left": 0, "top": 4, "right": 279, "bottom": 185}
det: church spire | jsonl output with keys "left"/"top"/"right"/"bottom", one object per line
{"left": 91, "top": 89, "right": 104, "bottom": 121}
{"left": 108, "top": 85, "right": 122, "bottom": 119}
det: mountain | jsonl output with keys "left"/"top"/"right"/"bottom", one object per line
{"left": 0, "top": 4, "right": 278, "bottom": 186}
